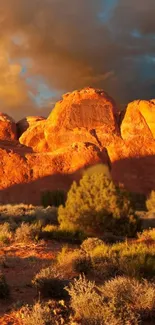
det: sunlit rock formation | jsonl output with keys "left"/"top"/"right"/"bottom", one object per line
{"left": 1, "top": 88, "right": 155, "bottom": 204}
{"left": 19, "top": 88, "right": 119, "bottom": 152}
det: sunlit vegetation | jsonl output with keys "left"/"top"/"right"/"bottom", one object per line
{"left": 66, "top": 275, "right": 155, "bottom": 325}
{"left": 58, "top": 172, "right": 140, "bottom": 237}
{"left": 0, "top": 169, "right": 155, "bottom": 324}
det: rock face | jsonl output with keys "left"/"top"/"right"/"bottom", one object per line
{"left": 1, "top": 87, "right": 155, "bottom": 204}
{"left": 0, "top": 113, "right": 17, "bottom": 140}
{"left": 20, "top": 88, "right": 119, "bottom": 152}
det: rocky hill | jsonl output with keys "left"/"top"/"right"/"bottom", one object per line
{"left": 0, "top": 87, "right": 155, "bottom": 204}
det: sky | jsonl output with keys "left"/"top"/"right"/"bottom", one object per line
{"left": 0, "top": 0, "right": 155, "bottom": 120}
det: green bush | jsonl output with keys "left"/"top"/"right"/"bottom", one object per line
{"left": 66, "top": 275, "right": 155, "bottom": 325}
{"left": 146, "top": 190, "right": 155, "bottom": 211}
{"left": 0, "top": 272, "right": 10, "bottom": 299}
{"left": 58, "top": 173, "right": 139, "bottom": 237}
{"left": 41, "top": 190, "right": 66, "bottom": 208}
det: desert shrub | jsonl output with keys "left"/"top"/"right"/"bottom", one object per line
{"left": 146, "top": 190, "right": 155, "bottom": 211}
{"left": 81, "top": 237, "right": 105, "bottom": 254}
{"left": 66, "top": 275, "right": 155, "bottom": 325}
{"left": 86, "top": 241, "right": 155, "bottom": 280}
{"left": 20, "top": 301, "right": 53, "bottom": 325}
{"left": 73, "top": 255, "right": 92, "bottom": 275}
{"left": 0, "top": 204, "right": 36, "bottom": 223}
{"left": 58, "top": 172, "right": 139, "bottom": 237}
{"left": 0, "top": 204, "right": 58, "bottom": 227}
{"left": 66, "top": 275, "right": 104, "bottom": 324}
{"left": 41, "top": 224, "right": 85, "bottom": 242}
{"left": 89, "top": 243, "right": 120, "bottom": 280}
{"left": 137, "top": 228, "right": 155, "bottom": 241}
{"left": 0, "top": 222, "right": 12, "bottom": 245}
{"left": 118, "top": 243, "right": 155, "bottom": 279}
{"left": 41, "top": 189, "right": 66, "bottom": 208}
{"left": 0, "top": 272, "right": 10, "bottom": 299}
{"left": 57, "top": 245, "right": 92, "bottom": 275}
{"left": 20, "top": 300, "right": 69, "bottom": 325}
{"left": 15, "top": 222, "right": 41, "bottom": 243}
{"left": 33, "top": 265, "right": 69, "bottom": 298}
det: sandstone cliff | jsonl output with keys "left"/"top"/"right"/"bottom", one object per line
{"left": 0, "top": 87, "right": 155, "bottom": 204}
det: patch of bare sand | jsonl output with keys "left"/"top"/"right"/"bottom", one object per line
{"left": 0, "top": 240, "right": 64, "bottom": 324}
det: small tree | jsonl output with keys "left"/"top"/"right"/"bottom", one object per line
{"left": 58, "top": 173, "right": 139, "bottom": 236}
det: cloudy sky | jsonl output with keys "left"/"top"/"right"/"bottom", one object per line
{"left": 0, "top": 0, "right": 155, "bottom": 120}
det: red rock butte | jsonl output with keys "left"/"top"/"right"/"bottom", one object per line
{"left": 0, "top": 87, "right": 155, "bottom": 204}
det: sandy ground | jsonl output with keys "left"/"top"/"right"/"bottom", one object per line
{"left": 0, "top": 240, "right": 63, "bottom": 324}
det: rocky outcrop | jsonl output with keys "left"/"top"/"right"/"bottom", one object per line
{"left": 17, "top": 116, "right": 46, "bottom": 138}
{"left": 1, "top": 87, "right": 155, "bottom": 204}
{"left": 0, "top": 113, "right": 17, "bottom": 140}
{"left": 20, "top": 88, "right": 119, "bottom": 152}
{"left": 121, "top": 100, "right": 155, "bottom": 140}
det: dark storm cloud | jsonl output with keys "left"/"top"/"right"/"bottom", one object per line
{"left": 0, "top": 0, "right": 155, "bottom": 118}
